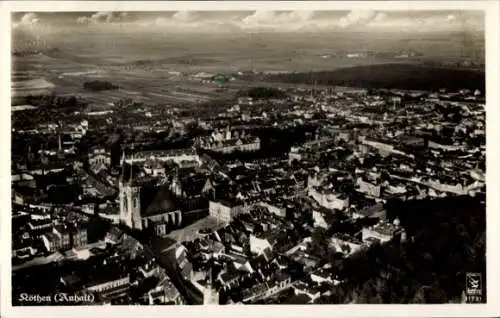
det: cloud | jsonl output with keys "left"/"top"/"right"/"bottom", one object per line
{"left": 13, "top": 13, "right": 40, "bottom": 29}
{"left": 77, "top": 12, "right": 128, "bottom": 24}
{"left": 172, "top": 11, "right": 198, "bottom": 22}
{"left": 338, "top": 11, "right": 387, "bottom": 28}
{"left": 129, "top": 12, "right": 241, "bottom": 33}
{"left": 21, "top": 13, "right": 40, "bottom": 25}
{"left": 67, "top": 11, "right": 482, "bottom": 33}
{"left": 334, "top": 11, "right": 483, "bottom": 32}
{"left": 241, "top": 11, "right": 316, "bottom": 28}
{"left": 238, "top": 10, "right": 391, "bottom": 32}
{"left": 411, "top": 13, "right": 483, "bottom": 31}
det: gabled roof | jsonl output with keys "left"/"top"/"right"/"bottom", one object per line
{"left": 262, "top": 247, "right": 274, "bottom": 261}
{"left": 355, "top": 203, "right": 386, "bottom": 218}
{"left": 143, "top": 184, "right": 179, "bottom": 217}
{"left": 220, "top": 271, "right": 240, "bottom": 284}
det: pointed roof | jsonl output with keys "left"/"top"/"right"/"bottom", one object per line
{"left": 142, "top": 184, "right": 179, "bottom": 217}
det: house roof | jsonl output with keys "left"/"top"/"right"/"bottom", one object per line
{"left": 371, "top": 221, "right": 400, "bottom": 236}
{"left": 29, "top": 218, "right": 52, "bottom": 227}
{"left": 61, "top": 274, "right": 83, "bottom": 287}
{"left": 273, "top": 271, "right": 291, "bottom": 283}
{"left": 355, "top": 203, "right": 386, "bottom": 218}
{"left": 227, "top": 252, "right": 248, "bottom": 265}
{"left": 262, "top": 247, "right": 274, "bottom": 261}
{"left": 220, "top": 271, "right": 240, "bottom": 283}
{"left": 106, "top": 227, "right": 124, "bottom": 241}
{"left": 311, "top": 268, "right": 331, "bottom": 279}
{"left": 241, "top": 281, "right": 270, "bottom": 300}
{"left": 54, "top": 224, "right": 69, "bottom": 235}
{"left": 43, "top": 232, "right": 60, "bottom": 242}
{"left": 282, "top": 294, "right": 312, "bottom": 304}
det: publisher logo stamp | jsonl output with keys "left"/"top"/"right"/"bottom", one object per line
{"left": 465, "top": 272, "right": 483, "bottom": 303}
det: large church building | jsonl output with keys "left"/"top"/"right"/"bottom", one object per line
{"left": 119, "top": 165, "right": 182, "bottom": 236}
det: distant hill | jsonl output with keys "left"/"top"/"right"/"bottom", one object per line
{"left": 264, "top": 63, "right": 485, "bottom": 91}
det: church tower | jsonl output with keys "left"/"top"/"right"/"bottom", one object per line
{"left": 203, "top": 267, "right": 219, "bottom": 305}
{"left": 225, "top": 125, "right": 232, "bottom": 140}
{"left": 119, "top": 149, "right": 142, "bottom": 230}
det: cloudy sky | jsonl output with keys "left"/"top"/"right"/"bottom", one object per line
{"left": 11, "top": 11, "right": 484, "bottom": 34}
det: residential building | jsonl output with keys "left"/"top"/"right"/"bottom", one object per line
{"left": 70, "top": 226, "right": 88, "bottom": 248}
{"left": 119, "top": 174, "right": 182, "bottom": 234}
{"left": 361, "top": 220, "right": 402, "bottom": 244}
{"left": 258, "top": 200, "right": 287, "bottom": 218}
{"left": 88, "top": 147, "right": 111, "bottom": 174}
{"left": 121, "top": 148, "right": 200, "bottom": 166}
{"left": 209, "top": 199, "right": 246, "bottom": 224}
{"left": 356, "top": 177, "right": 382, "bottom": 198}
{"left": 308, "top": 187, "right": 349, "bottom": 211}
{"left": 249, "top": 234, "right": 273, "bottom": 255}
{"left": 329, "top": 233, "right": 364, "bottom": 256}
{"left": 351, "top": 203, "right": 386, "bottom": 220}
{"left": 41, "top": 225, "right": 71, "bottom": 252}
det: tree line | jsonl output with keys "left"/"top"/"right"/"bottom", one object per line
{"left": 317, "top": 195, "right": 485, "bottom": 304}
{"left": 83, "top": 80, "right": 119, "bottom": 92}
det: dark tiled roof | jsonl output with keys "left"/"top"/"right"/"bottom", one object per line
{"left": 282, "top": 294, "right": 312, "bottom": 304}
{"left": 29, "top": 218, "right": 52, "bottom": 227}
{"left": 106, "top": 227, "right": 124, "bottom": 241}
{"left": 178, "top": 175, "right": 208, "bottom": 197}
{"left": 61, "top": 274, "right": 83, "bottom": 288}
{"left": 262, "top": 247, "right": 274, "bottom": 261}
{"left": 220, "top": 271, "right": 240, "bottom": 283}
{"left": 355, "top": 203, "right": 385, "bottom": 217}
{"left": 54, "top": 224, "right": 69, "bottom": 234}
{"left": 273, "top": 271, "right": 291, "bottom": 283}
{"left": 43, "top": 232, "right": 60, "bottom": 242}
{"left": 142, "top": 184, "right": 179, "bottom": 217}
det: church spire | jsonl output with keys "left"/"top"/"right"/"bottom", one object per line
{"left": 120, "top": 149, "right": 126, "bottom": 181}
{"left": 129, "top": 143, "right": 135, "bottom": 184}
{"left": 58, "top": 132, "right": 62, "bottom": 152}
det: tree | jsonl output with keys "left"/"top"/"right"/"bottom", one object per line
{"left": 310, "top": 228, "right": 330, "bottom": 259}
{"left": 337, "top": 196, "right": 485, "bottom": 304}
{"left": 411, "top": 286, "right": 427, "bottom": 303}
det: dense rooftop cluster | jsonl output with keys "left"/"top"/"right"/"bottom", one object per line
{"left": 11, "top": 82, "right": 485, "bottom": 305}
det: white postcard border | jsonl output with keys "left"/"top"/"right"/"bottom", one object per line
{"left": 1, "top": 1, "right": 499, "bottom": 318}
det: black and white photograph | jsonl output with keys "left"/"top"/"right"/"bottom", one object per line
{"left": 2, "top": 1, "right": 499, "bottom": 317}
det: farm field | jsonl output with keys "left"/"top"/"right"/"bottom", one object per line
{"left": 11, "top": 54, "right": 239, "bottom": 107}
{"left": 11, "top": 27, "right": 485, "bottom": 107}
